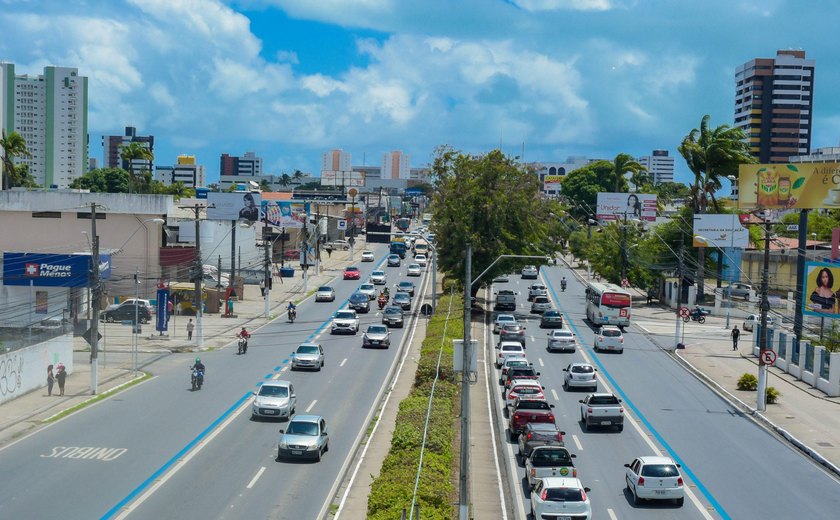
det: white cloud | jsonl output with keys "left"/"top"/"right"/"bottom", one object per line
{"left": 510, "top": 0, "right": 615, "bottom": 11}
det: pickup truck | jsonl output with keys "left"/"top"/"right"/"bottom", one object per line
{"left": 509, "top": 398, "right": 556, "bottom": 440}
{"left": 579, "top": 393, "right": 624, "bottom": 432}
{"left": 494, "top": 289, "right": 517, "bottom": 311}
{"left": 525, "top": 445, "right": 577, "bottom": 489}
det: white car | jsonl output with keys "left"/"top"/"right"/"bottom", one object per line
{"left": 252, "top": 380, "right": 296, "bottom": 420}
{"left": 493, "top": 314, "right": 517, "bottom": 334}
{"left": 563, "top": 362, "right": 597, "bottom": 391}
{"left": 330, "top": 309, "right": 359, "bottom": 334}
{"left": 624, "top": 456, "right": 685, "bottom": 506}
{"left": 743, "top": 314, "right": 774, "bottom": 332}
{"left": 370, "top": 270, "right": 387, "bottom": 285}
{"left": 415, "top": 254, "right": 428, "bottom": 267}
{"left": 315, "top": 286, "right": 336, "bottom": 302}
{"left": 407, "top": 263, "right": 422, "bottom": 277}
{"left": 530, "top": 477, "right": 591, "bottom": 520}
{"left": 505, "top": 379, "right": 544, "bottom": 411}
{"left": 496, "top": 342, "right": 526, "bottom": 368}
{"left": 358, "top": 283, "right": 377, "bottom": 300}
{"left": 547, "top": 329, "right": 576, "bottom": 352}
{"left": 361, "top": 250, "right": 375, "bottom": 262}
{"left": 594, "top": 325, "right": 624, "bottom": 353}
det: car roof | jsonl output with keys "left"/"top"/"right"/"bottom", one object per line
{"left": 539, "top": 477, "right": 584, "bottom": 488}
{"left": 318, "top": 286, "right": 333, "bottom": 291}
{"left": 510, "top": 379, "right": 541, "bottom": 387}
{"left": 499, "top": 341, "right": 523, "bottom": 347}
{"left": 551, "top": 329, "right": 573, "bottom": 335}
{"left": 601, "top": 325, "right": 621, "bottom": 331}
{"left": 346, "top": 266, "right": 359, "bottom": 270}
{"left": 360, "top": 283, "right": 374, "bottom": 287}
{"left": 297, "top": 342, "right": 321, "bottom": 348}
{"left": 569, "top": 362, "right": 593, "bottom": 368}
{"left": 261, "top": 380, "right": 292, "bottom": 388}
{"left": 496, "top": 314, "right": 515, "bottom": 319}
{"left": 636, "top": 455, "right": 677, "bottom": 465}
{"left": 289, "top": 414, "right": 323, "bottom": 423}
{"left": 527, "top": 422, "right": 559, "bottom": 431}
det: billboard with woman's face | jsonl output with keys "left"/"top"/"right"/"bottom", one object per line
{"left": 803, "top": 262, "right": 840, "bottom": 318}
{"left": 595, "top": 193, "right": 657, "bottom": 222}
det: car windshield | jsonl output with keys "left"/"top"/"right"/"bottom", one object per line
{"left": 497, "top": 315, "right": 515, "bottom": 322}
{"left": 346, "top": 267, "right": 359, "bottom": 272}
{"left": 394, "top": 294, "right": 410, "bottom": 301}
{"left": 513, "top": 387, "right": 540, "bottom": 395}
{"left": 385, "top": 307, "right": 402, "bottom": 314}
{"left": 373, "top": 271, "right": 384, "bottom": 276}
{"left": 409, "top": 264, "right": 420, "bottom": 269}
{"left": 350, "top": 293, "right": 367, "bottom": 302}
{"left": 399, "top": 282, "right": 413, "bottom": 287}
{"left": 318, "top": 286, "right": 332, "bottom": 292}
{"left": 368, "top": 326, "right": 387, "bottom": 334}
{"left": 258, "top": 385, "right": 289, "bottom": 397}
{"left": 553, "top": 331, "right": 573, "bottom": 338}
{"left": 571, "top": 365, "right": 594, "bottom": 373}
{"left": 544, "top": 311, "right": 560, "bottom": 317}
{"left": 641, "top": 464, "right": 680, "bottom": 477}
{"left": 534, "top": 297, "right": 549, "bottom": 303}
{"left": 531, "top": 449, "right": 573, "bottom": 467}
{"left": 602, "top": 329, "right": 622, "bottom": 337}
{"left": 285, "top": 421, "right": 318, "bottom": 436}
{"left": 507, "top": 361, "right": 529, "bottom": 368}
{"left": 501, "top": 345, "right": 523, "bottom": 352}
{"left": 510, "top": 368, "right": 536, "bottom": 377}
{"left": 503, "top": 324, "right": 522, "bottom": 331}
{"left": 336, "top": 311, "right": 356, "bottom": 319}
{"left": 588, "top": 395, "right": 619, "bottom": 405}
{"left": 361, "top": 284, "right": 374, "bottom": 290}
{"left": 544, "top": 487, "right": 583, "bottom": 502}
{"left": 297, "top": 345, "right": 319, "bottom": 354}
{"left": 516, "top": 400, "right": 550, "bottom": 410}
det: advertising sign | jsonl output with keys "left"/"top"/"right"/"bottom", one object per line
{"left": 2, "top": 253, "right": 110, "bottom": 287}
{"left": 156, "top": 287, "right": 170, "bottom": 332}
{"left": 738, "top": 163, "right": 840, "bottom": 209}
{"left": 543, "top": 175, "right": 563, "bottom": 191}
{"left": 692, "top": 214, "right": 750, "bottom": 248}
{"left": 595, "top": 193, "right": 657, "bottom": 222}
{"left": 35, "top": 291, "right": 48, "bottom": 314}
{"left": 206, "top": 192, "right": 262, "bottom": 222}
{"left": 261, "top": 201, "right": 308, "bottom": 229}
{"left": 320, "top": 171, "right": 364, "bottom": 187}
{"left": 802, "top": 262, "right": 840, "bottom": 318}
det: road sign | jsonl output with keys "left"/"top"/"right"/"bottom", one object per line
{"left": 621, "top": 278, "right": 630, "bottom": 288}
{"left": 337, "top": 220, "right": 347, "bottom": 230}
{"left": 82, "top": 328, "right": 103, "bottom": 347}
{"left": 786, "top": 224, "right": 799, "bottom": 231}
{"left": 761, "top": 350, "right": 777, "bottom": 365}
{"left": 679, "top": 307, "right": 690, "bottom": 318}
{"left": 348, "top": 188, "right": 358, "bottom": 199}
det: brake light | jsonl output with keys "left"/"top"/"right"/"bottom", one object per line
{"left": 677, "top": 477, "right": 684, "bottom": 487}
{"left": 638, "top": 476, "right": 645, "bottom": 486}
{"left": 548, "top": 413, "right": 555, "bottom": 421}
{"left": 527, "top": 432, "right": 533, "bottom": 440}
{"left": 598, "top": 337, "right": 603, "bottom": 342}
{"left": 619, "top": 407, "right": 624, "bottom": 414}
{"left": 580, "top": 488, "right": 587, "bottom": 501}
{"left": 531, "top": 468, "right": 537, "bottom": 478}
{"left": 514, "top": 413, "right": 522, "bottom": 421}
{"left": 587, "top": 408, "right": 593, "bottom": 414}
{"left": 557, "top": 432, "right": 563, "bottom": 442}
{"left": 573, "top": 468, "right": 577, "bottom": 477}
{"left": 540, "top": 488, "right": 547, "bottom": 500}
{"left": 620, "top": 337, "right": 624, "bottom": 344}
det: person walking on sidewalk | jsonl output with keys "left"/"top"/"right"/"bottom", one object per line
{"left": 731, "top": 325, "right": 740, "bottom": 351}
{"left": 187, "top": 319, "right": 194, "bottom": 341}
{"left": 259, "top": 278, "right": 266, "bottom": 297}
{"left": 46, "top": 364, "right": 55, "bottom": 396}
{"left": 55, "top": 363, "right": 67, "bottom": 396}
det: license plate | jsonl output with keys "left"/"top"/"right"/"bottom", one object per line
{"left": 291, "top": 450, "right": 302, "bottom": 455}
{"left": 655, "top": 490, "right": 666, "bottom": 495}
{"left": 600, "top": 421, "right": 612, "bottom": 425}
{"left": 559, "top": 517, "right": 571, "bottom": 520}
{"left": 264, "top": 409, "right": 277, "bottom": 415}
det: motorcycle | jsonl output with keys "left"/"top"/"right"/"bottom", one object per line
{"left": 237, "top": 336, "right": 248, "bottom": 355}
{"left": 378, "top": 296, "right": 388, "bottom": 310}
{"left": 561, "top": 281, "right": 567, "bottom": 292}
{"left": 288, "top": 307, "right": 297, "bottom": 323}
{"left": 191, "top": 368, "right": 204, "bottom": 391}
{"left": 684, "top": 308, "right": 710, "bottom": 324}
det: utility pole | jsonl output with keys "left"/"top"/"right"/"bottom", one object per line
{"left": 674, "top": 231, "right": 685, "bottom": 349}
{"left": 230, "top": 220, "right": 237, "bottom": 292}
{"left": 621, "top": 213, "right": 628, "bottom": 282}
{"left": 182, "top": 203, "right": 205, "bottom": 349}
{"left": 458, "top": 243, "right": 472, "bottom": 520}
{"left": 263, "top": 216, "right": 271, "bottom": 319}
{"left": 793, "top": 209, "right": 809, "bottom": 340}
{"left": 133, "top": 267, "right": 140, "bottom": 376}
{"left": 757, "top": 217, "right": 772, "bottom": 412}
{"left": 89, "top": 202, "right": 102, "bottom": 394}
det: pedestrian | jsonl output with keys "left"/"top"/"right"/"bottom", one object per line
{"left": 731, "top": 325, "right": 740, "bottom": 351}
{"left": 259, "top": 278, "right": 266, "bottom": 297}
{"left": 47, "top": 364, "right": 55, "bottom": 396}
{"left": 325, "top": 245, "right": 333, "bottom": 258}
{"left": 647, "top": 288, "right": 654, "bottom": 305}
{"left": 186, "top": 319, "right": 194, "bottom": 341}
{"left": 55, "top": 363, "right": 67, "bottom": 396}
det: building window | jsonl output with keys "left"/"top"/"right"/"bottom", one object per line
{"left": 32, "top": 211, "right": 61, "bottom": 218}
{"left": 77, "top": 212, "right": 106, "bottom": 220}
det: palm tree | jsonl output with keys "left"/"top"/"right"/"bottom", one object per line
{"left": 1, "top": 130, "right": 32, "bottom": 190}
{"left": 611, "top": 153, "right": 646, "bottom": 192}
{"left": 119, "top": 142, "right": 154, "bottom": 194}
{"left": 279, "top": 173, "right": 292, "bottom": 188}
{"left": 292, "top": 169, "right": 305, "bottom": 184}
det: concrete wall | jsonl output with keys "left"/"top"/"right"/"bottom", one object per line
{"left": 756, "top": 327, "right": 840, "bottom": 397}
{"left": 0, "top": 333, "right": 73, "bottom": 405}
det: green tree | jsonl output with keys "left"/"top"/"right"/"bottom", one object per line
{"left": 259, "top": 179, "right": 272, "bottom": 192}
{"left": 292, "top": 169, "right": 305, "bottom": 183}
{"left": 652, "top": 181, "right": 691, "bottom": 204}
{"left": 1, "top": 130, "right": 32, "bottom": 190}
{"left": 611, "top": 153, "right": 647, "bottom": 192}
{"left": 278, "top": 173, "right": 292, "bottom": 187}
{"left": 119, "top": 142, "right": 154, "bottom": 194}
{"left": 69, "top": 168, "right": 130, "bottom": 192}
{"left": 429, "top": 147, "right": 561, "bottom": 293}
{"left": 558, "top": 160, "right": 620, "bottom": 219}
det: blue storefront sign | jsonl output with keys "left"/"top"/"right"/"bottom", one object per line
{"left": 156, "top": 287, "right": 170, "bottom": 332}
{"left": 2, "top": 252, "right": 112, "bottom": 287}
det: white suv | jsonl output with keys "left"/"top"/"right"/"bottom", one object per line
{"left": 594, "top": 325, "right": 624, "bottom": 353}
{"left": 331, "top": 309, "right": 359, "bottom": 334}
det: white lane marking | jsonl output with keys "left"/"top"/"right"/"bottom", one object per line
{"left": 607, "top": 508, "right": 618, "bottom": 520}
{"left": 530, "top": 335, "right": 535, "bottom": 342}
{"left": 538, "top": 358, "right": 545, "bottom": 367}
{"left": 572, "top": 434, "right": 583, "bottom": 451}
{"left": 340, "top": 358, "right": 348, "bottom": 367}
{"left": 551, "top": 389, "right": 560, "bottom": 401}
{"left": 280, "top": 366, "right": 288, "bottom": 372}
{"left": 483, "top": 293, "right": 509, "bottom": 519}
{"left": 271, "top": 373, "right": 282, "bottom": 380}
{"left": 305, "top": 400, "right": 317, "bottom": 413}
{"left": 246, "top": 467, "right": 266, "bottom": 489}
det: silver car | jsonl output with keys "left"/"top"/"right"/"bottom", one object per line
{"left": 407, "top": 264, "right": 422, "bottom": 277}
{"left": 493, "top": 314, "right": 517, "bottom": 334}
{"left": 563, "top": 362, "right": 597, "bottom": 391}
{"left": 547, "top": 329, "right": 576, "bottom": 352}
{"left": 363, "top": 324, "right": 391, "bottom": 348}
{"left": 252, "top": 380, "right": 296, "bottom": 420}
{"left": 331, "top": 309, "right": 359, "bottom": 334}
{"left": 521, "top": 265, "right": 538, "bottom": 279}
{"left": 315, "top": 286, "right": 335, "bottom": 302}
{"left": 528, "top": 283, "right": 547, "bottom": 301}
{"left": 530, "top": 296, "right": 552, "bottom": 314}
{"left": 277, "top": 415, "right": 330, "bottom": 461}
{"left": 370, "top": 270, "right": 387, "bottom": 285}
{"left": 291, "top": 343, "right": 325, "bottom": 371}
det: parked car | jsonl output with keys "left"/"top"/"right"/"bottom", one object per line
{"left": 493, "top": 314, "right": 517, "bottom": 334}
{"left": 743, "top": 314, "right": 774, "bottom": 332}
{"left": 528, "top": 283, "right": 547, "bottom": 301}
{"left": 343, "top": 266, "right": 361, "bottom": 280}
{"left": 358, "top": 283, "right": 377, "bottom": 300}
{"left": 594, "top": 325, "right": 624, "bottom": 353}
{"left": 415, "top": 254, "right": 428, "bottom": 267}
{"left": 362, "top": 324, "right": 391, "bottom": 348}
{"left": 521, "top": 265, "right": 539, "bottom": 279}
{"left": 348, "top": 292, "right": 370, "bottom": 313}
{"left": 382, "top": 306, "right": 404, "bottom": 328}
{"left": 508, "top": 398, "right": 556, "bottom": 440}
{"left": 395, "top": 280, "right": 416, "bottom": 297}
{"left": 406, "top": 263, "right": 422, "bottom": 277}
{"left": 251, "top": 380, "right": 296, "bottom": 420}
{"left": 530, "top": 296, "right": 552, "bottom": 314}
{"left": 547, "top": 329, "right": 577, "bottom": 353}
{"left": 530, "top": 477, "right": 591, "bottom": 520}
{"left": 518, "top": 423, "right": 566, "bottom": 459}
{"left": 525, "top": 445, "right": 578, "bottom": 488}
{"left": 392, "top": 291, "right": 412, "bottom": 310}
{"left": 361, "top": 250, "right": 375, "bottom": 262}
{"left": 579, "top": 393, "right": 624, "bottom": 431}
{"left": 105, "top": 298, "right": 152, "bottom": 312}
{"left": 540, "top": 310, "right": 564, "bottom": 329}
{"left": 283, "top": 248, "right": 301, "bottom": 260}
{"left": 277, "top": 415, "right": 330, "bottom": 461}
{"left": 331, "top": 310, "right": 359, "bottom": 334}
{"left": 369, "top": 270, "right": 387, "bottom": 285}
{"left": 330, "top": 240, "right": 351, "bottom": 251}
{"left": 101, "top": 303, "right": 151, "bottom": 324}
{"left": 496, "top": 342, "right": 526, "bottom": 368}
{"left": 291, "top": 343, "right": 325, "bottom": 371}
{"left": 499, "top": 323, "right": 526, "bottom": 345}
{"left": 494, "top": 289, "right": 517, "bottom": 311}
{"left": 563, "top": 363, "right": 598, "bottom": 392}
{"left": 315, "top": 286, "right": 336, "bottom": 302}
{"left": 624, "top": 456, "right": 685, "bottom": 506}
{"left": 387, "top": 254, "right": 401, "bottom": 267}
{"left": 726, "top": 282, "right": 753, "bottom": 300}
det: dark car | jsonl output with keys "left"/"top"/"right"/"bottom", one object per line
{"left": 500, "top": 323, "right": 526, "bottom": 345}
{"left": 540, "top": 310, "right": 564, "bottom": 329}
{"left": 503, "top": 367, "right": 541, "bottom": 394}
{"left": 101, "top": 303, "right": 151, "bottom": 324}
{"left": 518, "top": 423, "right": 566, "bottom": 459}
{"left": 382, "top": 306, "right": 404, "bottom": 328}
{"left": 396, "top": 281, "right": 415, "bottom": 297}
{"left": 348, "top": 292, "right": 370, "bottom": 313}
{"left": 508, "top": 398, "right": 556, "bottom": 440}
{"left": 393, "top": 292, "right": 412, "bottom": 310}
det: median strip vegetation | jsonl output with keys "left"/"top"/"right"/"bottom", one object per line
{"left": 367, "top": 293, "right": 463, "bottom": 520}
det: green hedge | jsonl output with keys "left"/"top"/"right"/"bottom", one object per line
{"left": 367, "top": 294, "right": 462, "bottom": 520}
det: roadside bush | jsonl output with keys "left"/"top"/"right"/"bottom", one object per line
{"left": 766, "top": 386, "right": 781, "bottom": 404}
{"left": 737, "top": 373, "right": 758, "bottom": 391}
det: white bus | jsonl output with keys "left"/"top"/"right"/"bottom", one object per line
{"left": 585, "top": 282, "right": 632, "bottom": 327}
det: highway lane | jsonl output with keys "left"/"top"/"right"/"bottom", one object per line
{"left": 536, "top": 264, "right": 840, "bottom": 519}
{"left": 0, "top": 244, "right": 426, "bottom": 519}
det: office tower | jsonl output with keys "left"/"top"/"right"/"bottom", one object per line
{"left": 102, "top": 126, "right": 155, "bottom": 173}
{"left": 155, "top": 155, "right": 206, "bottom": 188}
{"left": 382, "top": 150, "right": 410, "bottom": 180}
{"left": 321, "top": 149, "right": 352, "bottom": 174}
{"left": 220, "top": 151, "right": 263, "bottom": 177}
{"left": 637, "top": 150, "right": 675, "bottom": 184}
{"left": 735, "top": 50, "right": 815, "bottom": 163}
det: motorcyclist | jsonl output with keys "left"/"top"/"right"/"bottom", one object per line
{"left": 191, "top": 357, "right": 205, "bottom": 373}
{"left": 378, "top": 292, "right": 388, "bottom": 309}
{"left": 561, "top": 277, "right": 567, "bottom": 291}
{"left": 287, "top": 301, "right": 297, "bottom": 320}
{"left": 692, "top": 305, "right": 702, "bottom": 318}
{"left": 237, "top": 327, "right": 251, "bottom": 352}
{"left": 383, "top": 287, "right": 390, "bottom": 298}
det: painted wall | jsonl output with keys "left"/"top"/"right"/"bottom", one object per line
{"left": 0, "top": 333, "right": 73, "bottom": 405}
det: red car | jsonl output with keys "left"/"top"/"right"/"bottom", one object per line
{"left": 508, "top": 398, "right": 556, "bottom": 440}
{"left": 344, "top": 266, "right": 361, "bottom": 280}
{"left": 283, "top": 249, "right": 301, "bottom": 260}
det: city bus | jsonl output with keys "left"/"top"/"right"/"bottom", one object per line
{"left": 585, "top": 282, "right": 631, "bottom": 328}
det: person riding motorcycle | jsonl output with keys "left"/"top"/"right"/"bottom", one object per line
{"left": 561, "top": 277, "right": 567, "bottom": 291}
{"left": 237, "top": 327, "right": 251, "bottom": 352}
{"left": 190, "top": 357, "right": 205, "bottom": 389}
{"left": 287, "top": 301, "right": 297, "bottom": 321}
{"left": 383, "top": 287, "right": 389, "bottom": 298}
{"left": 191, "top": 357, "right": 205, "bottom": 373}
{"left": 378, "top": 292, "right": 388, "bottom": 309}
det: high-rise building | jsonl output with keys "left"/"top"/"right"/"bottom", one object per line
{"left": 0, "top": 63, "right": 88, "bottom": 188}
{"left": 155, "top": 155, "right": 205, "bottom": 188}
{"left": 102, "top": 126, "right": 154, "bottom": 173}
{"left": 382, "top": 150, "right": 410, "bottom": 180}
{"left": 220, "top": 151, "right": 262, "bottom": 177}
{"left": 321, "top": 149, "right": 352, "bottom": 174}
{"left": 735, "top": 50, "right": 815, "bottom": 163}
{"left": 637, "top": 150, "right": 674, "bottom": 184}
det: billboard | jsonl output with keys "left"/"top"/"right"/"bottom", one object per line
{"left": 261, "top": 201, "right": 308, "bottom": 229}
{"left": 803, "top": 261, "right": 840, "bottom": 318}
{"left": 692, "top": 214, "right": 750, "bottom": 248}
{"left": 320, "top": 171, "right": 364, "bottom": 187}
{"left": 3, "top": 252, "right": 111, "bottom": 287}
{"left": 596, "top": 193, "right": 657, "bottom": 222}
{"left": 543, "top": 175, "right": 562, "bottom": 191}
{"left": 206, "top": 192, "right": 262, "bottom": 222}
{"left": 738, "top": 163, "right": 840, "bottom": 209}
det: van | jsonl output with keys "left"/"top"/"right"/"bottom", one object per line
{"left": 494, "top": 290, "right": 517, "bottom": 311}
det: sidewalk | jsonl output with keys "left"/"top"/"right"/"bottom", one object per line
{"left": 0, "top": 244, "right": 361, "bottom": 448}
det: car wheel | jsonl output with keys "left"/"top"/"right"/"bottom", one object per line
{"left": 618, "top": 349, "right": 624, "bottom": 354}
{"left": 315, "top": 448, "right": 322, "bottom": 462}
{"left": 563, "top": 380, "right": 568, "bottom": 390}
{"left": 324, "top": 441, "right": 329, "bottom": 453}
{"left": 617, "top": 424, "right": 624, "bottom": 432}
{"left": 632, "top": 486, "right": 642, "bottom": 506}
{"left": 676, "top": 497, "right": 684, "bottom": 507}
{"left": 106, "top": 316, "right": 114, "bottom": 323}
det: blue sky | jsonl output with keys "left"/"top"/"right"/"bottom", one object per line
{"left": 1, "top": 0, "right": 839, "bottom": 185}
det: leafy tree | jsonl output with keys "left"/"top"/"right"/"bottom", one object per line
{"left": 776, "top": 211, "right": 840, "bottom": 241}
{"left": 558, "top": 160, "right": 622, "bottom": 219}
{"left": 652, "top": 181, "right": 691, "bottom": 204}
{"left": 611, "top": 153, "right": 647, "bottom": 192}
{"left": 10, "top": 163, "right": 39, "bottom": 188}
{"left": 292, "top": 169, "right": 305, "bottom": 183}
{"left": 1, "top": 130, "right": 32, "bottom": 190}
{"left": 119, "top": 142, "right": 154, "bottom": 194}
{"left": 429, "top": 147, "right": 561, "bottom": 293}
{"left": 69, "top": 168, "right": 130, "bottom": 192}
{"left": 259, "top": 179, "right": 272, "bottom": 192}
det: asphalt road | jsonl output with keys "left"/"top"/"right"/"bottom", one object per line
{"left": 0, "top": 244, "right": 429, "bottom": 520}
{"left": 487, "top": 264, "right": 840, "bottom": 519}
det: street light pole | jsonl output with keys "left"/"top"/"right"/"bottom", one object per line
{"left": 89, "top": 202, "right": 103, "bottom": 394}
{"left": 458, "top": 242, "right": 472, "bottom": 520}
{"left": 134, "top": 268, "right": 140, "bottom": 376}
{"left": 757, "top": 217, "right": 772, "bottom": 412}
{"left": 264, "top": 217, "right": 271, "bottom": 320}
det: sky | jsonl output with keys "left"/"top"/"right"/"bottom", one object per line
{"left": 1, "top": 0, "right": 839, "bottom": 186}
